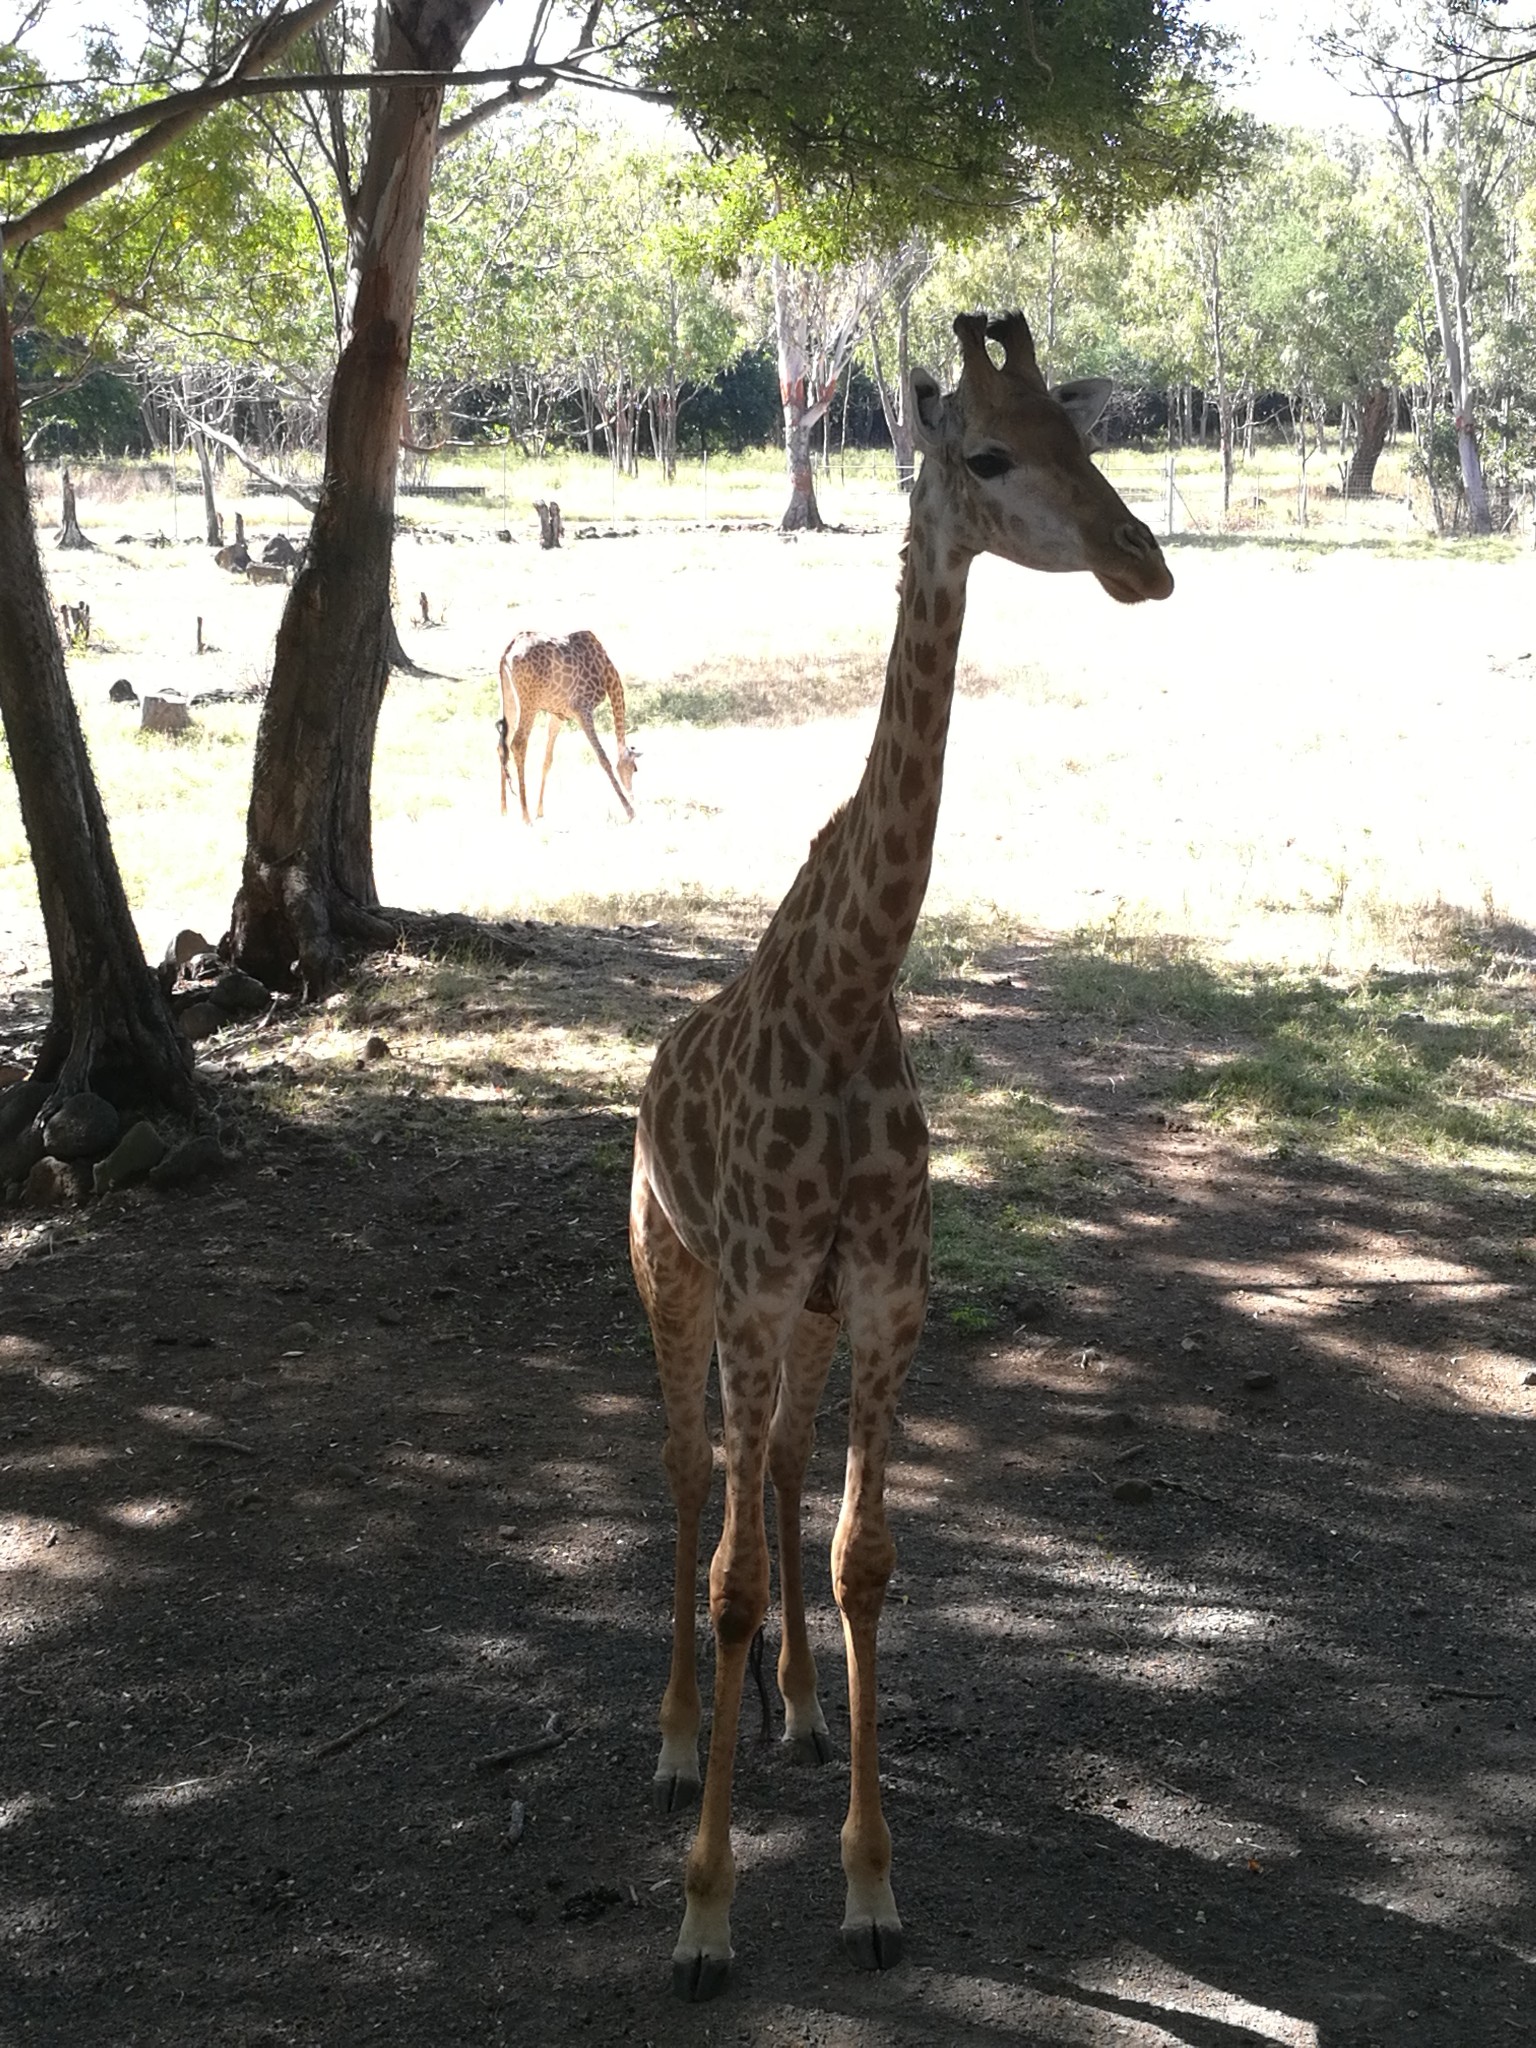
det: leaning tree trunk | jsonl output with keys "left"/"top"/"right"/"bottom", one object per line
{"left": 0, "top": 279, "right": 194, "bottom": 1114}
{"left": 227, "top": 0, "right": 496, "bottom": 994}
{"left": 1344, "top": 383, "right": 1392, "bottom": 498}
{"left": 190, "top": 423, "right": 222, "bottom": 545}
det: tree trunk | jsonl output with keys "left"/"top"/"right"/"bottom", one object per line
{"left": 773, "top": 258, "right": 826, "bottom": 532}
{"left": 0, "top": 279, "right": 193, "bottom": 1116}
{"left": 780, "top": 406, "right": 824, "bottom": 531}
{"left": 56, "top": 466, "right": 87, "bottom": 547}
{"left": 1421, "top": 197, "right": 1492, "bottom": 534}
{"left": 227, "top": 0, "right": 496, "bottom": 994}
{"left": 868, "top": 304, "right": 915, "bottom": 492}
{"left": 1344, "top": 384, "right": 1392, "bottom": 497}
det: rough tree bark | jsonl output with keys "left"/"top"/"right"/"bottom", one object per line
{"left": 773, "top": 258, "right": 830, "bottom": 532}
{"left": 1344, "top": 383, "right": 1393, "bottom": 497}
{"left": 227, "top": 0, "right": 499, "bottom": 993}
{"left": 0, "top": 283, "right": 193, "bottom": 1113}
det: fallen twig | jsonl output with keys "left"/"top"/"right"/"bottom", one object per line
{"left": 473, "top": 1711, "right": 573, "bottom": 1773}
{"left": 1425, "top": 1684, "right": 1513, "bottom": 1703}
{"left": 313, "top": 1699, "right": 407, "bottom": 1761}
{"left": 1153, "top": 1473, "right": 1231, "bottom": 1507}
{"left": 201, "top": 1435, "right": 259, "bottom": 1456}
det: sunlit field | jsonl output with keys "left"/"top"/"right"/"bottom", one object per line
{"left": 4, "top": 440, "right": 1535, "bottom": 984}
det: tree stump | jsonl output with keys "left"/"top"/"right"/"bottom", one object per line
{"left": 534, "top": 499, "right": 564, "bottom": 549}
{"left": 56, "top": 467, "right": 88, "bottom": 548}
{"left": 59, "top": 601, "right": 90, "bottom": 646}
{"left": 142, "top": 693, "right": 192, "bottom": 735}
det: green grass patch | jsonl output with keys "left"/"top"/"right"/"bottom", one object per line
{"left": 629, "top": 647, "right": 885, "bottom": 729}
{"left": 909, "top": 1029, "right": 1089, "bottom": 1325}
{"left": 1166, "top": 529, "right": 1527, "bottom": 565}
{"left": 1050, "top": 927, "right": 1536, "bottom": 1179}
{"left": 900, "top": 908, "right": 1026, "bottom": 995}
{"left": 1046, "top": 927, "right": 1246, "bottom": 1028}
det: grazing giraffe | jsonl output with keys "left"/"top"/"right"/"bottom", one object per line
{"left": 629, "top": 312, "right": 1173, "bottom": 2001}
{"left": 495, "top": 628, "right": 637, "bottom": 823}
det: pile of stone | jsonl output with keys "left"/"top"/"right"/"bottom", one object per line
{"left": 159, "top": 929, "right": 273, "bottom": 1042}
{"left": 0, "top": 930, "right": 276, "bottom": 1209}
{"left": 109, "top": 680, "right": 266, "bottom": 711}
{"left": 0, "top": 1082, "right": 230, "bottom": 1209}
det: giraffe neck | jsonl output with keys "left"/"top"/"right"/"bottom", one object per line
{"left": 764, "top": 471, "right": 973, "bottom": 1058}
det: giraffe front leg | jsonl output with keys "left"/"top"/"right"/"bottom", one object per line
{"left": 831, "top": 1288, "right": 924, "bottom": 1972}
{"left": 832, "top": 1462, "right": 903, "bottom": 1969}
{"left": 769, "top": 1309, "right": 841, "bottom": 1764}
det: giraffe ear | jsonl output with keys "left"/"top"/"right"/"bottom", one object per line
{"left": 909, "top": 368, "right": 946, "bottom": 453}
{"left": 1051, "top": 377, "right": 1114, "bottom": 442}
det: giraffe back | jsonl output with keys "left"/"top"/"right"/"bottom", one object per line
{"left": 499, "top": 628, "right": 617, "bottom": 723}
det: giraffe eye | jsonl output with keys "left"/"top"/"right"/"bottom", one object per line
{"left": 965, "top": 449, "right": 1013, "bottom": 481}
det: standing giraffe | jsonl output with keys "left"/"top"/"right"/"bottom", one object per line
{"left": 495, "top": 627, "right": 637, "bottom": 822}
{"left": 629, "top": 312, "right": 1173, "bottom": 2001}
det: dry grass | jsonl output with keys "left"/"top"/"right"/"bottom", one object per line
{"left": 4, "top": 445, "right": 1536, "bottom": 988}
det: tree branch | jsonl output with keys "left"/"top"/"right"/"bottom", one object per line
{"left": 1, "top": 0, "right": 344, "bottom": 249}
{"left": 160, "top": 399, "right": 319, "bottom": 514}
{"left": 0, "top": 63, "right": 670, "bottom": 168}
{"left": 437, "top": 72, "right": 558, "bottom": 150}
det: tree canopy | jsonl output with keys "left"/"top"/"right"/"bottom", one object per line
{"left": 634, "top": 0, "right": 1239, "bottom": 237}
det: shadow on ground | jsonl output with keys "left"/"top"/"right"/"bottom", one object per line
{"left": 1, "top": 921, "right": 1532, "bottom": 2046}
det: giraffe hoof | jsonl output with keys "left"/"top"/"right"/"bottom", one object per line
{"left": 842, "top": 1920, "right": 904, "bottom": 1972}
{"left": 651, "top": 1770, "right": 700, "bottom": 1815}
{"left": 672, "top": 1949, "right": 732, "bottom": 2002}
{"left": 784, "top": 1726, "right": 834, "bottom": 1767}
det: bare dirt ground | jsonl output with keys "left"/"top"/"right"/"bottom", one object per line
{"left": 2, "top": 907, "right": 1533, "bottom": 2048}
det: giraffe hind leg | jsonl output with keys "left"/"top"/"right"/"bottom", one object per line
{"left": 534, "top": 714, "right": 561, "bottom": 819}
{"left": 510, "top": 711, "right": 536, "bottom": 825}
{"left": 630, "top": 1169, "right": 714, "bottom": 1815}
{"left": 769, "top": 1308, "right": 841, "bottom": 1764}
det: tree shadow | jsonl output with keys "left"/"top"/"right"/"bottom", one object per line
{"left": 1, "top": 920, "right": 1532, "bottom": 2042}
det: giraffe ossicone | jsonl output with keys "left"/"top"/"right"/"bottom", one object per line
{"left": 629, "top": 309, "right": 1172, "bottom": 2002}
{"left": 495, "top": 627, "right": 637, "bottom": 823}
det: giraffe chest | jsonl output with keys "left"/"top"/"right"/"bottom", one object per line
{"left": 637, "top": 995, "right": 927, "bottom": 1278}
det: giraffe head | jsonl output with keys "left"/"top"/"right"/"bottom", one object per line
{"left": 910, "top": 311, "right": 1173, "bottom": 605}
